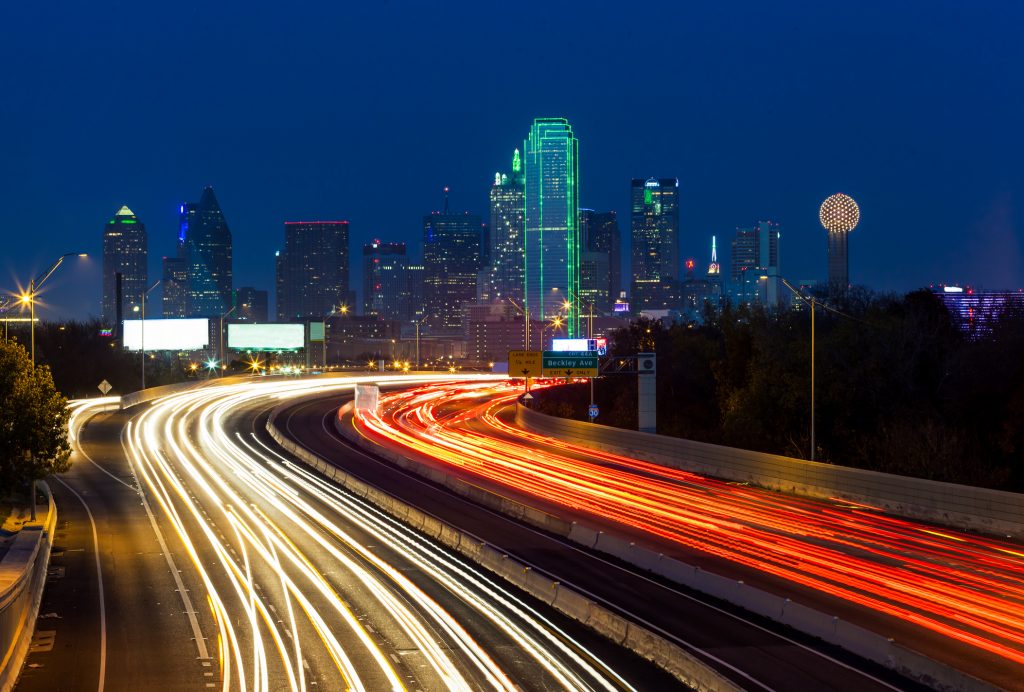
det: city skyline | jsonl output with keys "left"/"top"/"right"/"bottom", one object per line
{"left": 2, "top": 3, "right": 1021, "bottom": 320}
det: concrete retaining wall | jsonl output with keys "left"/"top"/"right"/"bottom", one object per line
{"left": 266, "top": 401, "right": 741, "bottom": 692}
{"left": 516, "top": 404, "right": 1024, "bottom": 538}
{"left": 0, "top": 483, "right": 56, "bottom": 692}
{"left": 334, "top": 401, "right": 995, "bottom": 691}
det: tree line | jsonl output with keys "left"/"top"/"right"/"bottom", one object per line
{"left": 533, "top": 290, "right": 1024, "bottom": 492}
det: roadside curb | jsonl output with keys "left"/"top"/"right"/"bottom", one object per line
{"left": 0, "top": 483, "right": 56, "bottom": 692}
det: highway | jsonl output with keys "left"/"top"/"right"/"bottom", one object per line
{"left": 23, "top": 378, "right": 683, "bottom": 692}
{"left": 273, "top": 384, "right": 915, "bottom": 690}
{"left": 339, "top": 379, "right": 1024, "bottom": 691}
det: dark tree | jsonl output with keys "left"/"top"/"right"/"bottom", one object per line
{"left": 0, "top": 341, "right": 71, "bottom": 495}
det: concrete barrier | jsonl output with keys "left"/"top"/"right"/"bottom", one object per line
{"left": 0, "top": 483, "right": 56, "bottom": 692}
{"left": 266, "top": 399, "right": 741, "bottom": 692}
{"left": 330, "top": 399, "right": 997, "bottom": 691}
{"left": 516, "top": 404, "right": 1024, "bottom": 539}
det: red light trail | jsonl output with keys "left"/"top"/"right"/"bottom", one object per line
{"left": 352, "top": 381, "right": 1024, "bottom": 667}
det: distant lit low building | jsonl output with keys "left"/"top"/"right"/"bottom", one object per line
{"left": 934, "top": 285, "right": 1024, "bottom": 338}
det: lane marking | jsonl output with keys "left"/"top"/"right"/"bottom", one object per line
{"left": 118, "top": 427, "right": 211, "bottom": 661}
{"left": 53, "top": 476, "right": 106, "bottom": 692}
{"left": 290, "top": 395, "right": 900, "bottom": 691}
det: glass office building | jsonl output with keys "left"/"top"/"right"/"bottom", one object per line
{"left": 523, "top": 118, "right": 580, "bottom": 336}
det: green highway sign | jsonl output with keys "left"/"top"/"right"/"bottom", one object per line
{"left": 542, "top": 351, "right": 598, "bottom": 377}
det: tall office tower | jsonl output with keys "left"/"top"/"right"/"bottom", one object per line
{"left": 630, "top": 178, "right": 680, "bottom": 310}
{"left": 363, "top": 241, "right": 410, "bottom": 322}
{"left": 423, "top": 192, "right": 483, "bottom": 333}
{"left": 102, "top": 205, "right": 148, "bottom": 326}
{"left": 275, "top": 221, "right": 350, "bottom": 321}
{"left": 729, "top": 220, "right": 781, "bottom": 306}
{"left": 407, "top": 264, "right": 425, "bottom": 323}
{"left": 579, "top": 209, "right": 619, "bottom": 312}
{"left": 161, "top": 256, "right": 188, "bottom": 318}
{"left": 483, "top": 149, "right": 526, "bottom": 304}
{"left": 234, "top": 286, "right": 268, "bottom": 322}
{"left": 181, "top": 186, "right": 233, "bottom": 317}
{"left": 523, "top": 118, "right": 580, "bottom": 336}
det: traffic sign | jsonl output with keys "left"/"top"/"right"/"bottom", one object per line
{"left": 588, "top": 404, "right": 599, "bottom": 419}
{"left": 97, "top": 379, "right": 112, "bottom": 395}
{"left": 508, "top": 350, "right": 543, "bottom": 377}
{"left": 542, "top": 351, "right": 598, "bottom": 377}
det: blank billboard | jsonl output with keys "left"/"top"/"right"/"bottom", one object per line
{"left": 228, "top": 323, "right": 304, "bottom": 350}
{"left": 551, "top": 338, "right": 591, "bottom": 352}
{"left": 123, "top": 319, "right": 209, "bottom": 351}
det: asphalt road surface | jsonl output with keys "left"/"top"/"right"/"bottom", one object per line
{"left": 269, "top": 381, "right": 920, "bottom": 691}
{"left": 19, "top": 378, "right": 692, "bottom": 692}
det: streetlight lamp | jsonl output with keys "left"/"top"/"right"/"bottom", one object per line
{"left": 20, "top": 252, "right": 88, "bottom": 367}
{"left": 781, "top": 278, "right": 817, "bottom": 461}
{"left": 545, "top": 315, "right": 564, "bottom": 350}
{"left": 562, "top": 289, "right": 596, "bottom": 339}
{"left": 136, "top": 279, "right": 161, "bottom": 391}
{"left": 320, "top": 303, "right": 348, "bottom": 369}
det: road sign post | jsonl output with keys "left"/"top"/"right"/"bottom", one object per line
{"left": 509, "top": 350, "right": 543, "bottom": 395}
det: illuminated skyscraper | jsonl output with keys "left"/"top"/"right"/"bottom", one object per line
{"left": 483, "top": 149, "right": 525, "bottom": 303}
{"left": 524, "top": 118, "right": 580, "bottom": 336}
{"left": 729, "top": 220, "right": 781, "bottom": 307}
{"left": 234, "top": 286, "right": 268, "bottom": 322}
{"left": 181, "top": 186, "right": 232, "bottom": 317}
{"left": 630, "top": 178, "right": 680, "bottom": 310}
{"left": 363, "top": 240, "right": 410, "bottom": 322}
{"left": 423, "top": 191, "right": 483, "bottom": 333}
{"left": 101, "top": 205, "right": 148, "bottom": 326}
{"left": 161, "top": 256, "right": 188, "bottom": 318}
{"left": 579, "top": 209, "right": 619, "bottom": 313}
{"left": 275, "top": 221, "right": 350, "bottom": 321}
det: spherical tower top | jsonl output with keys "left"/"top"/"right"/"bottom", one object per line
{"left": 819, "top": 193, "right": 860, "bottom": 233}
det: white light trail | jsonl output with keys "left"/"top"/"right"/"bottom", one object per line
{"left": 72, "top": 375, "right": 633, "bottom": 691}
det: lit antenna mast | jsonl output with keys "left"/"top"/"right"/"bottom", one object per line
{"left": 708, "top": 235, "right": 720, "bottom": 275}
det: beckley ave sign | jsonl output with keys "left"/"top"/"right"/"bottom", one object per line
{"left": 541, "top": 351, "right": 598, "bottom": 377}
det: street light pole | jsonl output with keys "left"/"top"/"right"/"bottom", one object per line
{"left": 21, "top": 252, "right": 87, "bottom": 368}
{"left": 139, "top": 279, "right": 162, "bottom": 391}
{"left": 811, "top": 294, "right": 816, "bottom": 461}
{"left": 506, "top": 297, "right": 529, "bottom": 350}
{"left": 0, "top": 298, "right": 12, "bottom": 343}
{"left": 219, "top": 304, "right": 237, "bottom": 373}
{"left": 781, "top": 278, "right": 816, "bottom": 461}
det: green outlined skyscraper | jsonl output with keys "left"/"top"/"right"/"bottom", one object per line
{"left": 523, "top": 118, "right": 580, "bottom": 340}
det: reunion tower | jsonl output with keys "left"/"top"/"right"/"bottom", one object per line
{"left": 819, "top": 193, "right": 860, "bottom": 289}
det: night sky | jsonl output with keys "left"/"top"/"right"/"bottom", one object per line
{"left": 2, "top": 1, "right": 1021, "bottom": 319}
